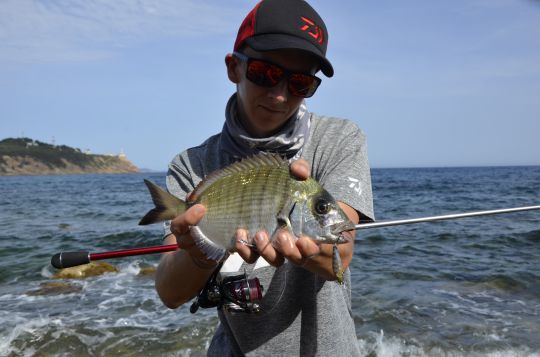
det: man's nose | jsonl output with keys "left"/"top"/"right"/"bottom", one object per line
{"left": 267, "top": 79, "right": 288, "bottom": 103}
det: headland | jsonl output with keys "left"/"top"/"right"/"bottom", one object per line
{"left": 0, "top": 138, "right": 139, "bottom": 176}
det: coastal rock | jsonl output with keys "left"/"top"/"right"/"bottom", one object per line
{"left": 53, "top": 262, "right": 118, "bottom": 279}
{"left": 137, "top": 266, "right": 157, "bottom": 277}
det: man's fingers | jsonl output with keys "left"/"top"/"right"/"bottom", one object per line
{"left": 296, "top": 236, "right": 322, "bottom": 259}
{"left": 255, "top": 231, "right": 285, "bottom": 267}
{"left": 273, "top": 230, "right": 303, "bottom": 264}
{"left": 170, "top": 204, "right": 206, "bottom": 236}
{"left": 182, "top": 204, "right": 207, "bottom": 225}
{"left": 290, "top": 159, "right": 310, "bottom": 180}
{"left": 236, "top": 230, "right": 285, "bottom": 267}
{"left": 273, "top": 233, "right": 322, "bottom": 267}
{"left": 235, "top": 229, "right": 259, "bottom": 264}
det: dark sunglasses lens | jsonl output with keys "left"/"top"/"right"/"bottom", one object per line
{"left": 244, "top": 57, "right": 320, "bottom": 98}
{"left": 247, "top": 60, "right": 284, "bottom": 87}
{"left": 288, "top": 74, "right": 319, "bottom": 97}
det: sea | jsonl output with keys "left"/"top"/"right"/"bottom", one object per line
{"left": 0, "top": 166, "right": 539, "bottom": 356}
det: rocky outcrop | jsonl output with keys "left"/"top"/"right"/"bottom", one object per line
{"left": 0, "top": 138, "right": 139, "bottom": 175}
{"left": 53, "top": 262, "right": 119, "bottom": 279}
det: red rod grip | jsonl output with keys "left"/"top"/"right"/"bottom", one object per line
{"left": 51, "top": 244, "right": 179, "bottom": 269}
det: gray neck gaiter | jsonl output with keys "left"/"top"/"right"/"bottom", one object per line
{"left": 220, "top": 94, "right": 311, "bottom": 161}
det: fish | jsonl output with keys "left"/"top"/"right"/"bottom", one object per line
{"left": 139, "top": 153, "right": 354, "bottom": 282}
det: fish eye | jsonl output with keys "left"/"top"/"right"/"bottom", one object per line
{"left": 315, "top": 199, "right": 331, "bottom": 214}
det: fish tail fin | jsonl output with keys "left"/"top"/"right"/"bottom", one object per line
{"left": 139, "top": 179, "right": 186, "bottom": 225}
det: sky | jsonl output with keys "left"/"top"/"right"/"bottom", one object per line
{"left": 1, "top": 0, "right": 539, "bottom": 170}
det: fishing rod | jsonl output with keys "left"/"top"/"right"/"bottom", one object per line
{"left": 51, "top": 204, "right": 540, "bottom": 269}
{"left": 353, "top": 205, "right": 540, "bottom": 230}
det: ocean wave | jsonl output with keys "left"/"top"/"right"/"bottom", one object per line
{"left": 363, "top": 234, "right": 386, "bottom": 243}
{"left": 390, "top": 271, "right": 436, "bottom": 281}
{"left": 0, "top": 314, "right": 217, "bottom": 356}
{"left": 0, "top": 316, "right": 63, "bottom": 357}
{"left": 477, "top": 275, "right": 528, "bottom": 293}
{"left": 94, "top": 230, "right": 163, "bottom": 250}
{"left": 523, "top": 229, "right": 540, "bottom": 242}
{"left": 356, "top": 330, "right": 540, "bottom": 357}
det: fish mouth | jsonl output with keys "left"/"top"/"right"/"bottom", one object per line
{"left": 330, "top": 221, "right": 356, "bottom": 243}
{"left": 330, "top": 221, "right": 356, "bottom": 235}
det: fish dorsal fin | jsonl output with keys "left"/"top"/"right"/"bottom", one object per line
{"left": 189, "top": 153, "right": 288, "bottom": 202}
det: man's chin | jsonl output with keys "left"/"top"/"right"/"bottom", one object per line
{"left": 252, "top": 120, "right": 289, "bottom": 137}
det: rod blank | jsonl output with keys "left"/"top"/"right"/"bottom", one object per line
{"left": 354, "top": 205, "right": 540, "bottom": 230}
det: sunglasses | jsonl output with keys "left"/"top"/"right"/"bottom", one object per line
{"left": 233, "top": 52, "right": 321, "bottom": 98}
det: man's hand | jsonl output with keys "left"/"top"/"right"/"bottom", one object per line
{"left": 234, "top": 159, "right": 332, "bottom": 267}
{"left": 156, "top": 202, "right": 215, "bottom": 308}
{"left": 169, "top": 203, "right": 219, "bottom": 267}
{"left": 234, "top": 158, "right": 357, "bottom": 280}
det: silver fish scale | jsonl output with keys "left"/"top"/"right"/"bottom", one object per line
{"left": 195, "top": 163, "right": 292, "bottom": 251}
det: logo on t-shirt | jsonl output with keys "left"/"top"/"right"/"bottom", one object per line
{"left": 348, "top": 177, "right": 362, "bottom": 195}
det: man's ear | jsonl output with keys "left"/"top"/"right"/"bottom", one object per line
{"left": 225, "top": 53, "right": 241, "bottom": 84}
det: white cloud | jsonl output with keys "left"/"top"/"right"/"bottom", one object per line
{"left": 0, "top": 0, "right": 239, "bottom": 63}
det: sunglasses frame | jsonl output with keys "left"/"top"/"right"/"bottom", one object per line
{"left": 233, "top": 52, "right": 321, "bottom": 98}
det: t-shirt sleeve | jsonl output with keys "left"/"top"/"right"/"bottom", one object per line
{"left": 162, "top": 153, "right": 197, "bottom": 237}
{"left": 313, "top": 120, "right": 375, "bottom": 223}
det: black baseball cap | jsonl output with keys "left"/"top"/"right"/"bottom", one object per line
{"left": 234, "top": 0, "right": 334, "bottom": 77}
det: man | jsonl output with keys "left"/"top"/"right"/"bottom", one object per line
{"left": 155, "top": 0, "right": 374, "bottom": 355}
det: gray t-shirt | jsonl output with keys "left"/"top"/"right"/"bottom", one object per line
{"left": 165, "top": 114, "right": 374, "bottom": 356}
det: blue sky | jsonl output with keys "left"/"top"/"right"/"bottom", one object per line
{"left": 1, "top": 0, "right": 539, "bottom": 170}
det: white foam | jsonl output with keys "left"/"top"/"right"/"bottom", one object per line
{"left": 113, "top": 259, "right": 151, "bottom": 276}
{"left": 122, "top": 261, "right": 142, "bottom": 275}
{"left": 0, "top": 316, "right": 61, "bottom": 357}
{"left": 40, "top": 266, "right": 53, "bottom": 278}
{"left": 356, "top": 330, "right": 540, "bottom": 357}
{"left": 97, "top": 295, "right": 125, "bottom": 310}
{"left": 0, "top": 294, "right": 15, "bottom": 301}
{"left": 357, "top": 330, "right": 432, "bottom": 357}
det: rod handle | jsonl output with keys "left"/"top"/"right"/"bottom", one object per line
{"left": 51, "top": 251, "right": 90, "bottom": 269}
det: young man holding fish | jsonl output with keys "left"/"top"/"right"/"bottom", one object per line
{"left": 154, "top": 0, "right": 374, "bottom": 355}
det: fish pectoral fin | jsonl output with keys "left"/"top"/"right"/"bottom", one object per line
{"left": 276, "top": 215, "right": 293, "bottom": 230}
{"left": 277, "top": 199, "right": 296, "bottom": 235}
